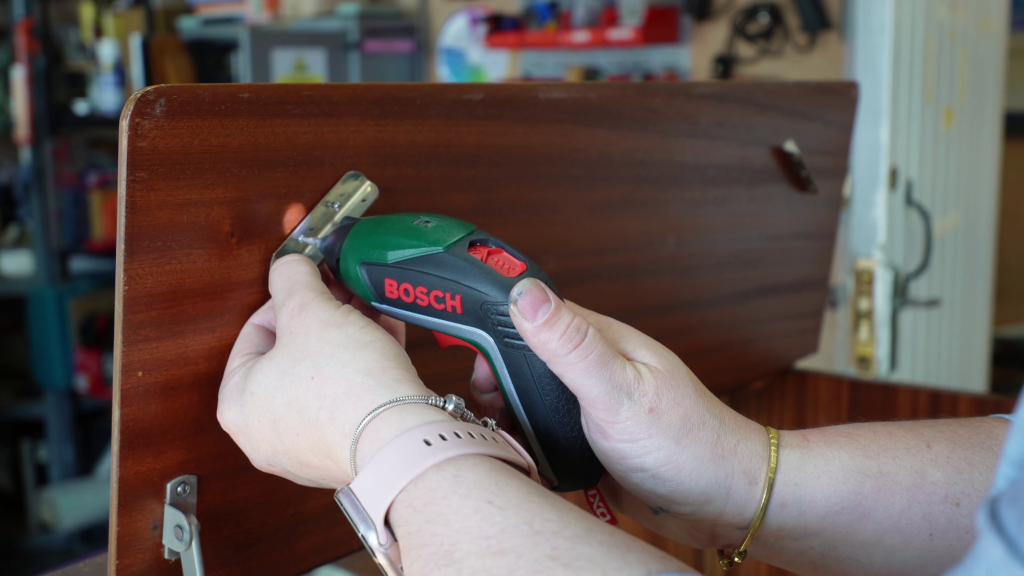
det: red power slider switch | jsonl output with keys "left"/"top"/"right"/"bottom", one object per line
{"left": 468, "top": 245, "right": 527, "bottom": 277}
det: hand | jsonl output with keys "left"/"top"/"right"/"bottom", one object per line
{"left": 471, "top": 278, "right": 769, "bottom": 549}
{"left": 218, "top": 254, "right": 450, "bottom": 488}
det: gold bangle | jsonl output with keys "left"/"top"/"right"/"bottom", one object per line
{"left": 717, "top": 425, "right": 779, "bottom": 570}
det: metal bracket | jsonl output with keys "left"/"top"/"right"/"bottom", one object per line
{"left": 270, "top": 171, "right": 379, "bottom": 267}
{"left": 163, "top": 475, "right": 205, "bottom": 576}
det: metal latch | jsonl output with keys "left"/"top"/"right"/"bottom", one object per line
{"left": 851, "top": 258, "right": 877, "bottom": 377}
{"left": 163, "top": 474, "right": 205, "bottom": 576}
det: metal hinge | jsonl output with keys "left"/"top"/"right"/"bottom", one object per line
{"left": 852, "top": 258, "right": 877, "bottom": 377}
{"left": 163, "top": 474, "right": 205, "bottom": 576}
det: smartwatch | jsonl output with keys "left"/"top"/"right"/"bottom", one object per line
{"left": 334, "top": 420, "right": 541, "bottom": 575}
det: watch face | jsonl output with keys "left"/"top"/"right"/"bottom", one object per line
{"left": 335, "top": 486, "right": 403, "bottom": 576}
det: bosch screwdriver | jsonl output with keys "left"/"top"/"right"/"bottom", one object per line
{"left": 273, "top": 172, "right": 605, "bottom": 492}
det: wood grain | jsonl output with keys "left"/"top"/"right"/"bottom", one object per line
{"left": 112, "top": 83, "right": 856, "bottom": 575}
{"left": 996, "top": 137, "right": 1024, "bottom": 327}
{"left": 560, "top": 370, "right": 1016, "bottom": 576}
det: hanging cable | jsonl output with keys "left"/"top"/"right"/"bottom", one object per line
{"left": 712, "top": 0, "right": 826, "bottom": 79}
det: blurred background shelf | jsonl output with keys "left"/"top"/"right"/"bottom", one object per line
{"left": 1, "top": 0, "right": 118, "bottom": 564}
{"left": 0, "top": 280, "right": 40, "bottom": 298}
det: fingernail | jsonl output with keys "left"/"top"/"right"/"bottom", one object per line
{"left": 510, "top": 278, "right": 553, "bottom": 324}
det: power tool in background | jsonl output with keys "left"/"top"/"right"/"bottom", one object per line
{"left": 272, "top": 172, "right": 605, "bottom": 493}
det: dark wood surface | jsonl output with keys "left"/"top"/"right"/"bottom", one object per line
{"left": 560, "top": 370, "right": 1017, "bottom": 576}
{"left": 112, "top": 83, "right": 856, "bottom": 575}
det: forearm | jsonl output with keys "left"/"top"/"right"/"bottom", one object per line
{"left": 390, "top": 454, "right": 693, "bottom": 575}
{"left": 748, "top": 417, "right": 1008, "bottom": 576}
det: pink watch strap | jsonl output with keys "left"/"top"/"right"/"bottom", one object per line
{"left": 346, "top": 420, "right": 541, "bottom": 547}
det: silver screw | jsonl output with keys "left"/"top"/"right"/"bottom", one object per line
{"left": 176, "top": 482, "right": 190, "bottom": 497}
{"left": 324, "top": 201, "right": 341, "bottom": 210}
{"left": 174, "top": 525, "right": 185, "bottom": 541}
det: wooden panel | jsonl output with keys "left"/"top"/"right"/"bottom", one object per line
{"left": 996, "top": 137, "right": 1024, "bottom": 327}
{"left": 112, "top": 83, "right": 856, "bottom": 575}
{"left": 727, "top": 370, "right": 1017, "bottom": 429}
{"left": 561, "top": 370, "right": 1015, "bottom": 576}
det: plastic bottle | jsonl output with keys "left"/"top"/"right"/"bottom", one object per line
{"left": 93, "top": 37, "right": 125, "bottom": 118}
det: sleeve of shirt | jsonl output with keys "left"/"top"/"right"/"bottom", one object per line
{"left": 945, "top": 397, "right": 1024, "bottom": 575}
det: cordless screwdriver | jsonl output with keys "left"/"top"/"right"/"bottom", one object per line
{"left": 272, "top": 172, "right": 605, "bottom": 492}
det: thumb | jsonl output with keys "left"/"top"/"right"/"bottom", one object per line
{"left": 268, "top": 254, "right": 336, "bottom": 327}
{"left": 508, "top": 278, "right": 636, "bottom": 412}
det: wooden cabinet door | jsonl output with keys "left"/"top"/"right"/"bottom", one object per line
{"left": 113, "top": 83, "right": 856, "bottom": 575}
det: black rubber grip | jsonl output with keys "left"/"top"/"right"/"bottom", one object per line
{"left": 484, "top": 303, "right": 604, "bottom": 491}
{"left": 523, "top": 355, "right": 604, "bottom": 490}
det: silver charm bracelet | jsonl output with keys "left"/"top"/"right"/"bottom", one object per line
{"left": 349, "top": 394, "right": 498, "bottom": 477}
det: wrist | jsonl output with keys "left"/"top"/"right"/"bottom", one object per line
{"left": 714, "top": 417, "right": 775, "bottom": 547}
{"left": 354, "top": 403, "right": 454, "bottom": 475}
{"left": 321, "top": 377, "right": 452, "bottom": 486}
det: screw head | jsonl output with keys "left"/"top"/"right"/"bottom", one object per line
{"left": 176, "top": 482, "right": 190, "bottom": 497}
{"left": 174, "top": 525, "right": 185, "bottom": 541}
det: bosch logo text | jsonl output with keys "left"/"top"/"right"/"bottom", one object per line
{"left": 383, "top": 278, "right": 463, "bottom": 314}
